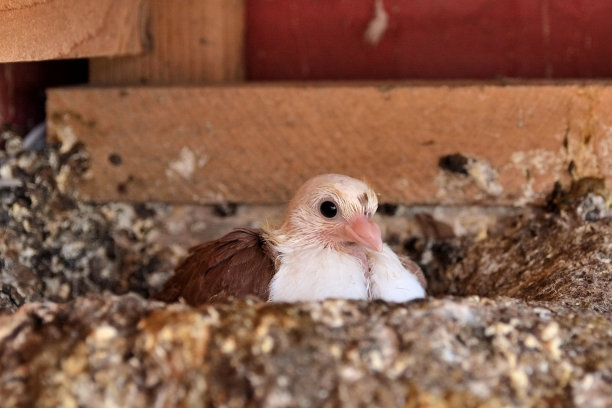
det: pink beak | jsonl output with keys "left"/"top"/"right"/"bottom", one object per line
{"left": 344, "top": 215, "right": 383, "bottom": 252}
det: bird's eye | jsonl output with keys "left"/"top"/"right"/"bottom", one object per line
{"left": 320, "top": 201, "right": 338, "bottom": 218}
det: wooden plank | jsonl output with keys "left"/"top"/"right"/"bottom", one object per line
{"left": 89, "top": 0, "right": 245, "bottom": 85}
{"left": 46, "top": 83, "right": 612, "bottom": 205}
{"left": 0, "top": 0, "right": 148, "bottom": 62}
{"left": 247, "top": 0, "right": 612, "bottom": 80}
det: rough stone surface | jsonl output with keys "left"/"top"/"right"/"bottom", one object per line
{"left": 0, "top": 130, "right": 181, "bottom": 313}
{"left": 0, "top": 295, "right": 610, "bottom": 407}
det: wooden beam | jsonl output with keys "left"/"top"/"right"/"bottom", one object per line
{"left": 46, "top": 83, "right": 612, "bottom": 205}
{"left": 89, "top": 0, "right": 245, "bottom": 85}
{"left": 0, "top": 0, "right": 148, "bottom": 62}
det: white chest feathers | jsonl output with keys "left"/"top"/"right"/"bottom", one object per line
{"left": 269, "top": 244, "right": 425, "bottom": 302}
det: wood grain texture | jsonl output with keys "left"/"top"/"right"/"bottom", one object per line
{"left": 0, "top": 0, "right": 148, "bottom": 62}
{"left": 46, "top": 83, "right": 612, "bottom": 205}
{"left": 89, "top": 0, "right": 245, "bottom": 85}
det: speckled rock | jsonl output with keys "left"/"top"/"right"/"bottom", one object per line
{"left": 0, "top": 130, "right": 180, "bottom": 313}
{"left": 0, "top": 295, "right": 610, "bottom": 407}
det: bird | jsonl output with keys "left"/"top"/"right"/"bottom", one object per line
{"left": 152, "top": 174, "right": 426, "bottom": 305}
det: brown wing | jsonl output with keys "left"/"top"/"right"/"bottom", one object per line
{"left": 399, "top": 254, "right": 428, "bottom": 292}
{"left": 151, "top": 228, "right": 277, "bottom": 305}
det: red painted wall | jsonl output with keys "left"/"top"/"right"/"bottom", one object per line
{"left": 247, "top": 0, "right": 612, "bottom": 80}
{"left": 0, "top": 60, "right": 86, "bottom": 130}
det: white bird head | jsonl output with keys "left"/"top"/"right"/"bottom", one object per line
{"left": 278, "top": 174, "right": 382, "bottom": 252}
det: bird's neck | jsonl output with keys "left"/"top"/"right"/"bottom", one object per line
{"left": 267, "top": 226, "right": 370, "bottom": 270}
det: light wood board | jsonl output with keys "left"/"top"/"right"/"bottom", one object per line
{"left": 47, "top": 83, "right": 612, "bottom": 205}
{"left": 0, "top": 0, "right": 148, "bottom": 62}
{"left": 89, "top": 0, "right": 245, "bottom": 85}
